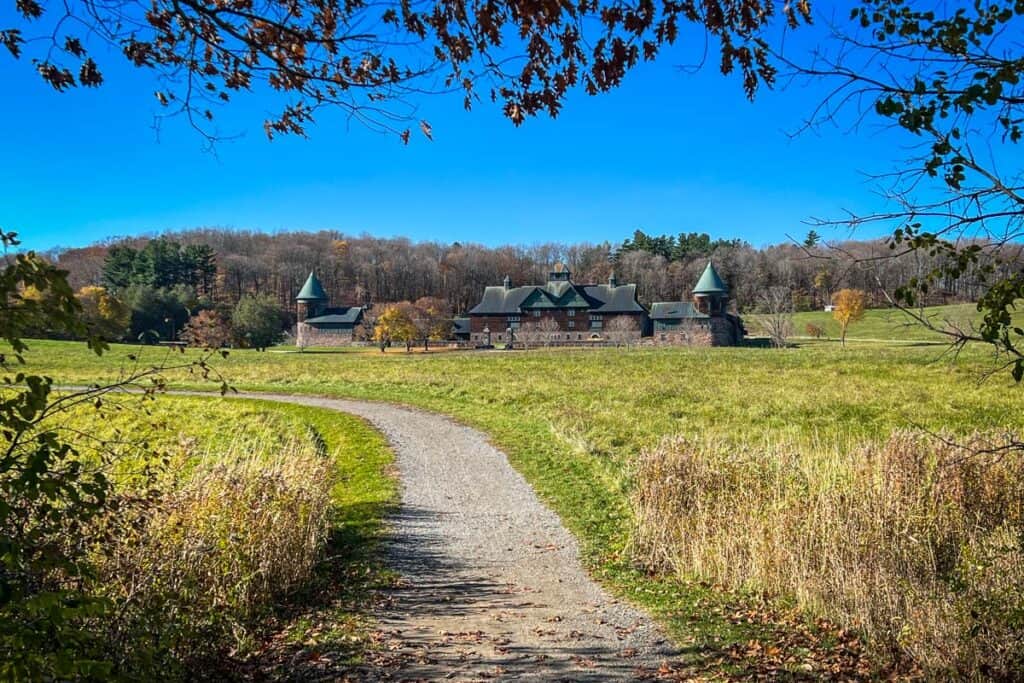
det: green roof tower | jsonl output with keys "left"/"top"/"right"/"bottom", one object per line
{"left": 296, "top": 271, "right": 328, "bottom": 301}
{"left": 296, "top": 271, "right": 328, "bottom": 322}
{"left": 692, "top": 261, "right": 728, "bottom": 295}
{"left": 691, "top": 261, "right": 729, "bottom": 316}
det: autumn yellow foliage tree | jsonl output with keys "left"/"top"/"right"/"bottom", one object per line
{"left": 832, "top": 289, "right": 866, "bottom": 347}
{"left": 373, "top": 303, "right": 418, "bottom": 352}
{"left": 412, "top": 297, "right": 453, "bottom": 349}
{"left": 76, "top": 286, "right": 130, "bottom": 341}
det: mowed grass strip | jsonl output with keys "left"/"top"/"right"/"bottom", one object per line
{"left": 25, "top": 336, "right": 1024, "bottom": 674}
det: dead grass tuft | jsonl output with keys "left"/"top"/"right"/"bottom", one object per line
{"left": 98, "top": 434, "right": 336, "bottom": 669}
{"left": 631, "top": 431, "right": 1024, "bottom": 677}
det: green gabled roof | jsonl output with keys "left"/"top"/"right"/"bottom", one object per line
{"left": 521, "top": 288, "right": 558, "bottom": 309}
{"left": 296, "top": 271, "right": 328, "bottom": 301}
{"left": 553, "top": 287, "right": 592, "bottom": 308}
{"left": 692, "top": 261, "right": 728, "bottom": 295}
{"left": 468, "top": 285, "right": 536, "bottom": 314}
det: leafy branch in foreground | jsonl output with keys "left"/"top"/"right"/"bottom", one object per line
{"left": 0, "top": 229, "right": 230, "bottom": 680}
{"left": 2, "top": 0, "right": 810, "bottom": 142}
{"left": 780, "top": 1, "right": 1023, "bottom": 379}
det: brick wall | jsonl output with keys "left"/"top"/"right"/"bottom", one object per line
{"left": 469, "top": 311, "right": 644, "bottom": 344}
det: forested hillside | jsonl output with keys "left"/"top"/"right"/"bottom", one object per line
{"left": 45, "top": 229, "right": 1022, "bottom": 319}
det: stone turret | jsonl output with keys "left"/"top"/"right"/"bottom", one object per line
{"left": 691, "top": 261, "right": 728, "bottom": 316}
{"left": 295, "top": 271, "right": 328, "bottom": 322}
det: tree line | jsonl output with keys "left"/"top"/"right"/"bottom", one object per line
{"left": 37, "top": 227, "right": 1023, "bottom": 345}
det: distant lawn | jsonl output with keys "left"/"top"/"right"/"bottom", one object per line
{"left": 20, "top": 326, "right": 1023, "bottom": 673}
{"left": 789, "top": 302, "right": 1023, "bottom": 342}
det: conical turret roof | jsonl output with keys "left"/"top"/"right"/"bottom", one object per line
{"left": 296, "top": 271, "right": 328, "bottom": 301}
{"left": 692, "top": 261, "right": 728, "bottom": 295}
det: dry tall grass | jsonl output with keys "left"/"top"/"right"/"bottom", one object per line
{"left": 98, "top": 434, "right": 336, "bottom": 669}
{"left": 631, "top": 431, "right": 1024, "bottom": 677}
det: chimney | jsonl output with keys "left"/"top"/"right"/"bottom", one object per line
{"left": 503, "top": 275, "right": 511, "bottom": 289}
{"left": 608, "top": 273, "right": 617, "bottom": 287}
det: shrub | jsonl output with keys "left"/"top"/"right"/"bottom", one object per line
{"left": 630, "top": 431, "right": 1024, "bottom": 677}
{"left": 181, "top": 309, "right": 232, "bottom": 348}
{"left": 805, "top": 322, "right": 825, "bottom": 338}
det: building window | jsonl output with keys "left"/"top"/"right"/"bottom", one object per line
{"left": 568, "top": 320, "right": 575, "bottom": 329}
{"left": 567, "top": 309, "right": 576, "bottom": 317}
{"left": 510, "top": 322, "right": 520, "bottom": 329}
{"left": 508, "top": 315, "right": 520, "bottom": 322}
{"left": 532, "top": 310, "right": 541, "bottom": 317}
{"left": 497, "top": 333, "right": 503, "bottom": 341}
{"left": 591, "top": 320, "right": 602, "bottom": 330}
{"left": 577, "top": 334, "right": 582, "bottom": 340}
{"left": 589, "top": 314, "right": 602, "bottom": 321}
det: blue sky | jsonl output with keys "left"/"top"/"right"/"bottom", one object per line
{"left": 1, "top": 11, "right": 910, "bottom": 253}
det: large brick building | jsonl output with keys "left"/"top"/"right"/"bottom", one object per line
{"left": 295, "top": 272, "right": 366, "bottom": 346}
{"left": 467, "top": 264, "right": 647, "bottom": 345}
{"left": 467, "top": 261, "right": 744, "bottom": 346}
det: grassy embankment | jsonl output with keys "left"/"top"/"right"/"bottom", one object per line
{"left": 27, "top": 315, "right": 1024, "bottom": 677}
{"left": 52, "top": 394, "right": 396, "bottom": 677}
{"left": 790, "top": 302, "right": 1003, "bottom": 342}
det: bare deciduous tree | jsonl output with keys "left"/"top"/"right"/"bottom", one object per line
{"left": 538, "top": 317, "right": 560, "bottom": 347}
{"left": 604, "top": 315, "right": 639, "bottom": 348}
{"left": 753, "top": 286, "right": 794, "bottom": 348}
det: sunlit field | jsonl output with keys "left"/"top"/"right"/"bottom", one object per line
{"left": 25, "top": 321, "right": 1024, "bottom": 676}
{"left": 790, "top": 302, "right": 1017, "bottom": 342}
{"left": 40, "top": 394, "right": 395, "bottom": 677}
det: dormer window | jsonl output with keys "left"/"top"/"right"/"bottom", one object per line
{"left": 567, "top": 309, "right": 576, "bottom": 317}
{"left": 548, "top": 262, "right": 572, "bottom": 282}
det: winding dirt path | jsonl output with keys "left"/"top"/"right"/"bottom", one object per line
{"left": 237, "top": 392, "right": 678, "bottom": 681}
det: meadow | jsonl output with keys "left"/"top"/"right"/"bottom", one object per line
{"left": 790, "top": 302, "right": 1001, "bottom": 342}
{"left": 36, "top": 394, "right": 395, "bottom": 678}
{"left": 24, "top": 319, "right": 1024, "bottom": 677}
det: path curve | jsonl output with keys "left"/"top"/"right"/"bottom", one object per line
{"left": 236, "top": 392, "right": 676, "bottom": 681}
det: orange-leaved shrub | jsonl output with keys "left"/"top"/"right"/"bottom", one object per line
{"left": 630, "top": 431, "right": 1024, "bottom": 677}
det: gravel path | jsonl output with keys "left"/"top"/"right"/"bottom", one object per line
{"left": 237, "top": 392, "right": 677, "bottom": 681}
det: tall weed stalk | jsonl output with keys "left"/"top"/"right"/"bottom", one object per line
{"left": 631, "top": 431, "right": 1024, "bottom": 677}
{"left": 96, "top": 434, "right": 335, "bottom": 674}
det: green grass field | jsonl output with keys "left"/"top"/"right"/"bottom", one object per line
{"left": 20, "top": 321, "right": 1024, "bottom": 672}
{"left": 789, "top": 302, "right": 1022, "bottom": 342}
{"left": 61, "top": 392, "right": 395, "bottom": 524}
